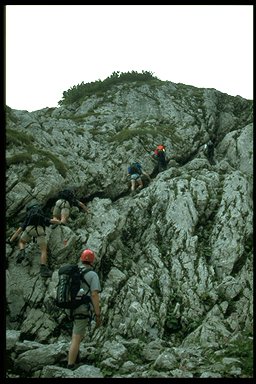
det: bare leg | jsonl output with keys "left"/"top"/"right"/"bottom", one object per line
{"left": 18, "top": 239, "right": 26, "bottom": 250}
{"left": 68, "top": 333, "right": 82, "bottom": 365}
{"left": 16, "top": 239, "right": 27, "bottom": 263}
{"left": 137, "top": 179, "right": 143, "bottom": 189}
{"left": 39, "top": 242, "right": 48, "bottom": 265}
{"left": 61, "top": 207, "right": 69, "bottom": 224}
{"left": 131, "top": 180, "right": 136, "bottom": 191}
{"left": 52, "top": 204, "right": 61, "bottom": 221}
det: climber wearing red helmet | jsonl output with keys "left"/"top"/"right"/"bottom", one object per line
{"left": 80, "top": 249, "right": 95, "bottom": 264}
{"left": 151, "top": 144, "right": 169, "bottom": 177}
{"left": 67, "top": 248, "right": 101, "bottom": 370}
{"left": 156, "top": 145, "right": 165, "bottom": 151}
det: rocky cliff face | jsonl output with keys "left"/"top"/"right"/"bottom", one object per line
{"left": 5, "top": 79, "right": 253, "bottom": 378}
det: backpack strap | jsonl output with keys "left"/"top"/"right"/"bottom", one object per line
{"left": 59, "top": 200, "right": 68, "bottom": 209}
{"left": 27, "top": 225, "right": 40, "bottom": 237}
{"left": 79, "top": 269, "right": 91, "bottom": 295}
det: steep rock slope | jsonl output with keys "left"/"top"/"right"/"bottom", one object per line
{"left": 5, "top": 79, "right": 253, "bottom": 378}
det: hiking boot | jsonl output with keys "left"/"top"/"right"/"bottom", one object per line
{"left": 17, "top": 249, "right": 25, "bottom": 264}
{"left": 75, "top": 351, "right": 80, "bottom": 364}
{"left": 40, "top": 264, "right": 52, "bottom": 278}
{"left": 67, "top": 364, "right": 75, "bottom": 370}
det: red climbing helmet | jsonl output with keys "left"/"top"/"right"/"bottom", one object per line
{"left": 80, "top": 249, "right": 95, "bottom": 264}
{"left": 157, "top": 145, "right": 165, "bottom": 151}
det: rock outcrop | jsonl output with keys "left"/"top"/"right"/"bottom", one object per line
{"left": 5, "top": 78, "right": 253, "bottom": 378}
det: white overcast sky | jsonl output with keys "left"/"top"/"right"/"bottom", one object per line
{"left": 5, "top": 4, "right": 253, "bottom": 112}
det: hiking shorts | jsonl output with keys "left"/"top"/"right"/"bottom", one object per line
{"left": 53, "top": 199, "right": 70, "bottom": 218}
{"left": 73, "top": 316, "right": 90, "bottom": 336}
{"left": 130, "top": 173, "right": 141, "bottom": 181}
{"left": 20, "top": 225, "right": 46, "bottom": 245}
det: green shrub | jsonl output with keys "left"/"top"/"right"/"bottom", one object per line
{"left": 6, "top": 128, "right": 34, "bottom": 146}
{"left": 40, "top": 151, "right": 67, "bottom": 178}
{"left": 58, "top": 70, "right": 161, "bottom": 106}
{"left": 225, "top": 333, "right": 253, "bottom": 377}
{"left": 6, "top": 146, "right": 67, "bottom": 178}
{"left": 6, "top": 152, "right": 32, "bottom": 166}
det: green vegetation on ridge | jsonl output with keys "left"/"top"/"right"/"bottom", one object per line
{"left": 58, "top": 70, "right": 161, "bottom": 106}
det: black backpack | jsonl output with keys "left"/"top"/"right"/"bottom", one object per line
{"left": 55, "top": 264, "right": 91, "bottom": 310}
{"left": 58, "top": 189, "right": 76, "bottom": 204}
{"left": 25, "top": 204, "right": 46, "bottom": 227}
